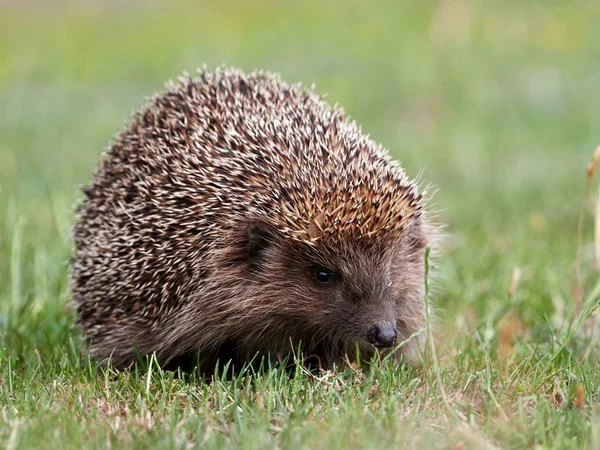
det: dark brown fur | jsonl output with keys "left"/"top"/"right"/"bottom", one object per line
{"left": 70, "top": 68, "right": 435, "bottom": 374}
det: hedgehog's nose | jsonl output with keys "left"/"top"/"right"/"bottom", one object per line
{"left": 367, "top": 322, "right": 397, "bottom": 348}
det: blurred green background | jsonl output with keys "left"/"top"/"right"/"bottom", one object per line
{"left": 1, "top": 0, "right": 597, "bottom": 320}
{"left": 1, "top": 1, "right": 599, "bottom": 448}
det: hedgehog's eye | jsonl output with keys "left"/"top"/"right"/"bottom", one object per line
{"left": 313, "top": 267, "right": 336, "bottom": 286}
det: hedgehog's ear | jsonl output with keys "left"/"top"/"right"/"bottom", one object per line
{"left": 246, "top": 222, "right": 276, "bottom": 266}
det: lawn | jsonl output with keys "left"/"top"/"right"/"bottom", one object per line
{"left": 1, "top": 1, "right": 599, "bottom": 448}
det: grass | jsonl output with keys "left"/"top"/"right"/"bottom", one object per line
{"left": 1, "top": 0, "right": 599, "bottom": 448}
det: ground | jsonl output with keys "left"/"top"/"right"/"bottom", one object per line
{"left": 0, "top": 1, "right": 599, "bottom": 449}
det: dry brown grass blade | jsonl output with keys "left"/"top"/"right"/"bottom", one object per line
{"left": 499, "top": 268, "right": 521, "bottom": 362}
{"left": 498, "top": 319, "right": 516, "bottom": 360}
{"left": 595, "top": 187, "right": 600, "bottom": 271}
{"left": 586, "top": 147, "right": 600, "bottom": 197}
{"left": 507, "top": 267, "right": 521, "bottom": 298}
{"left": 572, "top": 384, "right": 585, "bottom": 409}
{"left": 573, "top": 146, "right": 600, "bottom": 305}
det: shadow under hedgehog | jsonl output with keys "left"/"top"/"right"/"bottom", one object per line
{"left": 70, "top": 67, "right": 439, "bottom": 376}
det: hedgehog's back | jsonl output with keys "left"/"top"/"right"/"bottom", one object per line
{"left": 70, "top": 68, "right": 423, "bottom": 366}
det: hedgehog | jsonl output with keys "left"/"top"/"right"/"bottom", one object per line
{"left": 70, "top": 67, "right": 436, "bottom": 374}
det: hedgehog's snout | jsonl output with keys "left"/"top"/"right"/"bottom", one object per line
{"left": 366, "top": 322, "right": 397, "bottom": 348}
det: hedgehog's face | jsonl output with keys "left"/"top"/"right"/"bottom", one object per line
{"left": 239, "top": 220, "right": 427, "bottom": 358}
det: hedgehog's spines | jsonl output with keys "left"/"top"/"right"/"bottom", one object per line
{"left": 71, "top": 67, "right": 434, "bottom": 371}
